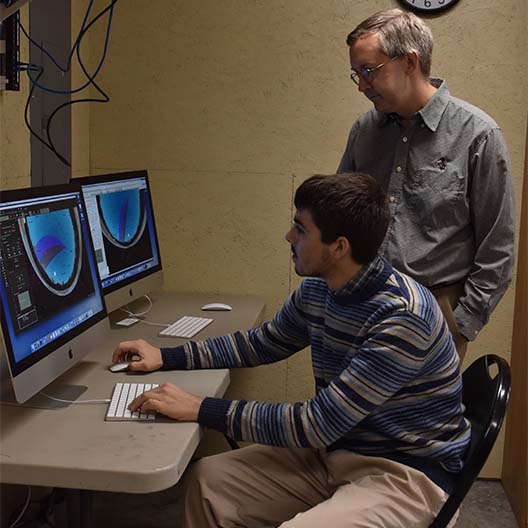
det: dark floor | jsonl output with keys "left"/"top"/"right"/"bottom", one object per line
{"left": 90, "top": 478, "right": 519, "bottom": 527}
{"left": 456, "top": 480, "right": 518, "bottom": 528}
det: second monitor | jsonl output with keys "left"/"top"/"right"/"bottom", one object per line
{"left": 73, "top": 170, "right": 163, "bottom": 314}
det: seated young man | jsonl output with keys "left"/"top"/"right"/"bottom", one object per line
{"left": 113, "top": 173, "right": 470, "bottom": 528}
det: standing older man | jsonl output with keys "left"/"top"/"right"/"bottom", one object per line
{"left": 338, "top": 9, "right": 515, "bottom": 359}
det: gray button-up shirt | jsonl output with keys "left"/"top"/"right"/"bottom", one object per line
{"left": 338, "top": 79, "right": 515, "bottom": 340}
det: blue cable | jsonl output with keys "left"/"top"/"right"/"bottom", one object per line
{"left": 18, "top": 65, "right": 41, "bottom": 72}
{"left": 23, "top": 0, "right": 116, "bottom": 95}
{"left": 19, "top": 1, "right": 118, "bottom": 167}
{"left": 18, "top": 0, "right": 94, "bottom": 73}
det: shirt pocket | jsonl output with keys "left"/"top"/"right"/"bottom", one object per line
{"left": 403, "top": 167, "right": 468, "bottom": 229}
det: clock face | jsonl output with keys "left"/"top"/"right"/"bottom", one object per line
{"left": 398, "top": 0, "right": 460, "bottom": 13}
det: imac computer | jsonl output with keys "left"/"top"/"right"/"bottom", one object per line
{"left": 72, "top": 170, "right": 163, "bottom": 314}
{"left": 0, "top": 183, "right": 108, "bottom": 404}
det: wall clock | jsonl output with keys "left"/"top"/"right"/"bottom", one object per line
{"left": 398, "top": 0, "right": 460, "bottom": 13}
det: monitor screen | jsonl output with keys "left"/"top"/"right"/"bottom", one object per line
{"left": 0, "top": 183, "right": 108, "bottom": 404}
{"left": 72, "top": 170, "right": 163, "bottom": 314}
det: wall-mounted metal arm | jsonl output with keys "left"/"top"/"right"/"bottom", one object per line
{"left": 0, "top": 0, "right": 31, "bottom": 22}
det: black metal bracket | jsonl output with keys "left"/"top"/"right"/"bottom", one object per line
{"left": 0, "top": 2, "right": 20, "bottom": 91}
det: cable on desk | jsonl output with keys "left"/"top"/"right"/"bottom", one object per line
{"left": 134, "top": 319, "right": 171, "bottom": 328}
{"left": 39, "top": 392, "right": 111, "bottom": 404}
{"left": 119, "top": 295, "right": 176, "bottom": 327}
{"left": 120, "top": 294, "right": 153, "bottom": 317}
{"left": 9, "top": 485, "right": 31, "bottom": 528}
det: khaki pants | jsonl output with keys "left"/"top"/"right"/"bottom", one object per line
{"left": 183, "top": 444, "right": 453, "bottom": 528}
{"left": 430, "top": 283, "right": 468, "bottom": 362}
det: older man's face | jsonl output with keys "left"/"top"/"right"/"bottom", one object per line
{"left": 349, "top": 32, "right": 409, "bottom": 115}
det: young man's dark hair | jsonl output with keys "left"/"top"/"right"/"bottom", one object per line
{"left": 294, "top": 173, "right": 390, "bottom": 264}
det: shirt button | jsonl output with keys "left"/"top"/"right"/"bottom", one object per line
{"left": 420, "top": 124, "right": 425, "bottom": 128}
{"left": 402, "top": 137, "right": 408, "bottom": 142}
{"left": 396, "top": 166, "right": 402, "bottom": 173}
{"left": 389, "top": 196, "right": 395, "bottom": 202}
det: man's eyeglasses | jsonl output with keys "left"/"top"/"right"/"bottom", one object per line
{"left": 350, "top": 56, "right": 400, "bottom": 86}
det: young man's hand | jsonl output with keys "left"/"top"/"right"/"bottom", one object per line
{"left": 112, "top": 339, "right": 163, "bottom": 372}
{"left": 128, "top": 383, "right": 204, "bottom": 421}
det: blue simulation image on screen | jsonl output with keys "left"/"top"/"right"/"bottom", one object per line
{"left": 99, "top": 189, "right": 146, "bottom": 248}
{"left": 26, "top": 210, "right": 79, "bottom": 291}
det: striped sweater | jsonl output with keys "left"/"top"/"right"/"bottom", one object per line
{"left": 161, "top": 256, "right": 471, "bottom": 487}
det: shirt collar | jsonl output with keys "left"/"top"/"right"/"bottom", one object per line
{"left": 332, "top": 255, "right": 391, "bottom": 302}
{"left": 418, "top": 78, "right": 449, "bottom": 132}
{"left": 377, "top": 112, "right": 398, "bottom": 128}
{"left": 377, "top": 78, "right": 449, "bottom": 132}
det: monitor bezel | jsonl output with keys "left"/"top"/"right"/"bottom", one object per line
{"left": 71, "top": 170, "right": 163, "bottom": 313}
{"left": 0, "top": 183, "right": 108, "bottom": 403}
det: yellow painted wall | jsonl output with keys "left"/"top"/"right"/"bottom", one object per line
{"left": 87, "top": 0, "right": 527, "bottom": 476}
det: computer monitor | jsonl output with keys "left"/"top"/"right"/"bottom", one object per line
{"left": 72, "top": 170, "right": 163, "bottom": 314}
{"left": 0, "top": 183, "right": 108, "bottom": 404}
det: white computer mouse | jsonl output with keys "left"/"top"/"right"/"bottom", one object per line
{"left": 201, "top": 303, "right": 232, "bottom": 311}
{"left": 109, "top": 354, "right": 141, "bottom": 373}
{"left": 109, "top": 362, "right": 130, "bottom": 373}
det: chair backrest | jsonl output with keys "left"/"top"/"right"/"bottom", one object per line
{"left": 430, "top": 354, "right": 512, "bottom": 528}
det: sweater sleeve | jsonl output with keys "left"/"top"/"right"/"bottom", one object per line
{"left": 197, "top": 311, "right": 437, "bottom": 448}
{"left": 160, "top": 286, "right": 310, "bottom": 370}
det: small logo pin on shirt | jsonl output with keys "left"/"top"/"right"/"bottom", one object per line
{"left": 436, "top": 158, "right": 447, "bottom": 171}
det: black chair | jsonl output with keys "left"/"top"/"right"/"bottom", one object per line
{"left": 228, "top": 354, "right": 511, "bottom": 528}
{"left": 430, "top": 353, "right": 511, "bottom": 528}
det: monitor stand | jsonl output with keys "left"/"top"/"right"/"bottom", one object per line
{"left": 0, "top": 382, "right": 88, "bottom": 409}
{"left": 0, "top": 341, "right": 89, "bottom": 409}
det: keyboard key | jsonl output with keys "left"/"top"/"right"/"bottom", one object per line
{"left": 158, "top": 316, "right": 213, "bottom": 338}
{"left": 105, "top": 382, "right": 159, "bottom": 421}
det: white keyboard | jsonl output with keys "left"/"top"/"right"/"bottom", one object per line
{"left": 158, "top": 315, "right": 213, "bottom": 338}
{"left": 105, "top": 382, "right": 159, "bottom": 421}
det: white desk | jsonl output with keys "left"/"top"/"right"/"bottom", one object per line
{"left": 0, "top": 291, "right": 265, "bottom": 494}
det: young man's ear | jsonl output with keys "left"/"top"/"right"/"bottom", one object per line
{"left": 333, "top": 236, "right": 351, "bottom": 258}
